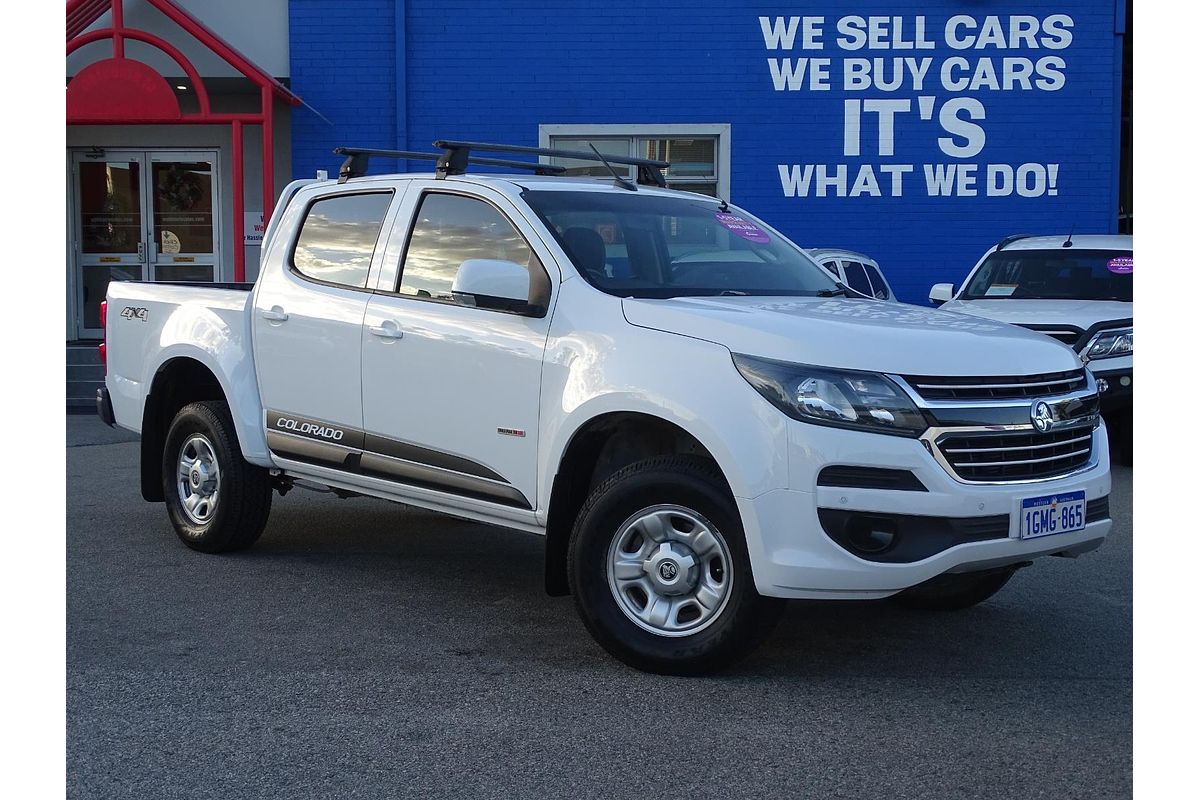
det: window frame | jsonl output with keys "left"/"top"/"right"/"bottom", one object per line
{"left": 287, "top": 188, "right": 396, "bottom": 292}
{"left": 539, "top": 124, "right": 731, "bottom": 200}
{"left": 382, "top": 188, "right": 553, "bottom": 318}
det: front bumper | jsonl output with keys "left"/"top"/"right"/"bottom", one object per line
{"left": 737, "top": 418, "right": 1112, "bottom": 600}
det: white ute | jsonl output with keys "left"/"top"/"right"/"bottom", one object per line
{"left": 97, "top": 142, "right": 1113, "bottom": 674}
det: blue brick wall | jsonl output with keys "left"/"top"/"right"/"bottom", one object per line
{"left": 290, "top": 1, "right": 1124, "bottom": 304}
{"left": 289, "top": 0, "right": 399, "bottom": 178}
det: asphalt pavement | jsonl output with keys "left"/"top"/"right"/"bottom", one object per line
{"left": 67, "top": 415, "right": 1132, "bottom": 799}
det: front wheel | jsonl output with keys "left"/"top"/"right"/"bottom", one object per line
{"left": 162, "top": 400, "right": 272, "bottom": 553}
{"left": 568, "top": 456, "right": 784, "bottom": 675}
{"left": 890, "top": 566, "right": 1018, "bottom": 611}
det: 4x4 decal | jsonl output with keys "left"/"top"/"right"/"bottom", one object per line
{"left": 120, "top": 306, "right": 148, "bottom": 322}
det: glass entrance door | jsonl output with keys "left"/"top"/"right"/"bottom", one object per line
{"left": 74, "top": 151, "right": 146, "bottom": 337}
{"left": 71, "top": 149, "right": 219, "bottom": 338}
{"left": 148, "top": 153, "right": 217, "bottom": 284}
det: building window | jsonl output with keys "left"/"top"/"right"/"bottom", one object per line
{"left": 539, "top": 124, "right": 731, "bottom": 200}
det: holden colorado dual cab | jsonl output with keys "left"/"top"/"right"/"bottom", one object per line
{"left": 97, "top": 141, "right": 1113, "bottom": 675}
{"left": 930, "top": 234, "right": 1133, "bottom": 464}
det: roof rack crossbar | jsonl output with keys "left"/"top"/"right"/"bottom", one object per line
{"left": 332, "top": 146, "right": 566, "bottom": 183}
{"left": 432, "top": 139, "right": 670, "bottom": 187}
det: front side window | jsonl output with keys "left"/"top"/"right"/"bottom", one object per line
{"left": 821, "top": 261, "right": 840, "bottom": 277}
{"left": 962, "top": 249, "right": 1133, "bottom": 301}
{"left": 292, "top": 192, "right": 392, "bottom": 288}
{"left": 523, "top": 190, "right": 839, "bottom": 299}
{"left": 398, "top": 193, "right": 541, "bottom": 301}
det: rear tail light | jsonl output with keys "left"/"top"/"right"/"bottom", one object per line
{"left": 98, "top": 300, "right": 107, "bottom": 369}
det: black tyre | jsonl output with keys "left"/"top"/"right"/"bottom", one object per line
{"left": 890, "top": 566, "right": 1018, "bottom": 611}
{"left": 162, "top": 400, "right": 272, "bottom": 553}
{"left": 568, "top": 456, "right": 785, "bottom": 675}
{"left": 1107, "top": 409, "right": 1133, "bottom": 467}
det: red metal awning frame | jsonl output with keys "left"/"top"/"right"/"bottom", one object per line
{"left": 67, "top": 0, "right": 303, "bottom": 282}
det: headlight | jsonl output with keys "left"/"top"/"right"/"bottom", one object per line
{"left": 732, "top": 354, "right": 927, "bottom": 437}
{"left": 1081, "top": 327, "right": 1132, "bottom": 362}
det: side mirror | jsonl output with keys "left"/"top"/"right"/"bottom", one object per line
{"left": 929, "top": 283, "right": 955, "bottom": 306}
{"left": 452, "top": 259, "right": 544, "bottom": 315}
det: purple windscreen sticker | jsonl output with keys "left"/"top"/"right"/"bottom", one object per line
{"left": 1107, "top": 256, "right": 1132, "bottom": 274}
{"left": 715, "top": 212, "right": 770, "bottom": 244}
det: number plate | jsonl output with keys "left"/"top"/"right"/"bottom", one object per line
{"left": 1020, "top": 490, "right": 1086, "bottom": 539}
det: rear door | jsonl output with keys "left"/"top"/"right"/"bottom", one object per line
{"left": 253, "top": 183, "right": 401, "bottom": 469}
{"left": 359, "top": 182, "right": 557, "bottom": 510}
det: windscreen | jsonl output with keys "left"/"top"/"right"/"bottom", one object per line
{"left": 962, "top": 249, "right": 1133, "bottom": 301}
{"left": 523, "top": 190, "right": 840, "bottom": 299}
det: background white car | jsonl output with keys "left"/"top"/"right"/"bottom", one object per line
{"left": 807, "top": 248, "right": 898, "bottom": 302}
{"left": 929, "top": 234, "right": 1132, "bottom": 464}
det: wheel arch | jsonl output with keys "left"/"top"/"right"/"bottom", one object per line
{"left": 138, "top": 348, "right": 267, "bottom": 501}
{"left": 542, "top": 410, "right": 732, "bottom": 596}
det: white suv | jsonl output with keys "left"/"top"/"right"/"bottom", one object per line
{"left": 808, "top": 248, "right": 897, "bottom": 301}
{"left": 930, "top": 234, "right": 1132, "bottom": 463}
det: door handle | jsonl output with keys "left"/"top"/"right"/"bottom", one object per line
{"left": 368, "top": 320, "right": 403, "bottom": 340}
{"left": 260, "top": 306, "right": 289, "bottom": 322}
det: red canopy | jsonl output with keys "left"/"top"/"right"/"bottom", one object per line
{"left": 67, "top": 0, "right": 303, "bottom": 281}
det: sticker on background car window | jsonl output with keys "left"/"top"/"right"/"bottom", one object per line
{"left": 1107, "top": 256, "right": 1133, "bottom": 274}
{"left": 714, "top": 212, "right": 770, "bottom": 244}
{"left": 985, "top": 284, "right": 1018, "bottom": 297}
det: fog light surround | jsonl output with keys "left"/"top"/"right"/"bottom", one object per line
{"left": 844, "top": 515, "right": 898, "bottom": 554}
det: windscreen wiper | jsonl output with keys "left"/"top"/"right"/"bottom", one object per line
{"left": 816, "top": 287, "right": 847, "bottom": 297}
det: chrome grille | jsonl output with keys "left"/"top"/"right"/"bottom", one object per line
{"left": 1015, "top": 325, "right": 1084, "bottom": 347}
{"left": 937, "top": 427, "right": 1094, "bottom": 482}
{"left": 903, "top": 369, "right": 1088, "bottom": 401}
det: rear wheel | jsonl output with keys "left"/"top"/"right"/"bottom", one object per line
{"left": 162, "top": 400, "right": 272, "bottom": 553}
{"left": 890, "top": 566, "right": 1018, "bottom": 611}
{"left": 568, "top": 456, "right": 784, "bottom": 675}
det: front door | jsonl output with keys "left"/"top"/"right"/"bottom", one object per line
{"left": 70, "top": 149, "right": 219, "bottom": 338}
{"left": 360, "top": 184, "right": 555, "bottom": 510}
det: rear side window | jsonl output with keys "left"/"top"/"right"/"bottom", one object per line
{"left": 292, "top": 192, "right": 392, "bottom": 289}
{"left": 842, "top": 261, "right": 873, "bottom": 297}
{"left": 862, "top": 263, "right": 890, "bottom": 299}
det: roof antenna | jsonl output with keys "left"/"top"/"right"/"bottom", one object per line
{"left": 1063, "top": 225, "right": 1075, "bottom": 248}
{"left": 589, "top": 142, "right": 636, "bottom": 191}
